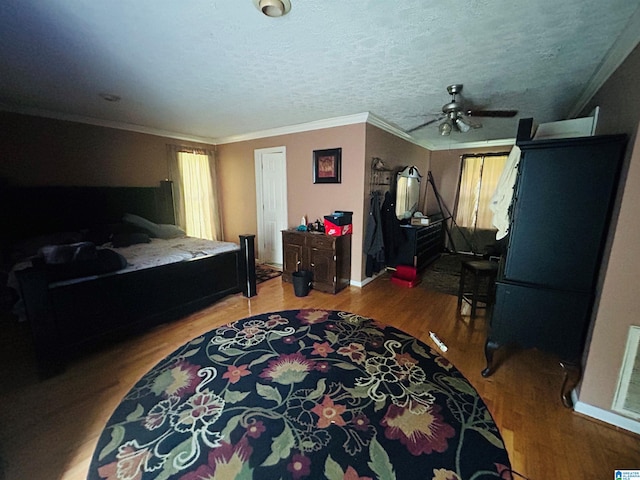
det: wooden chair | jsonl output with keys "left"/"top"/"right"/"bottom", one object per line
{"left": 457, "top": 259, "right": 499, "bottom": 319}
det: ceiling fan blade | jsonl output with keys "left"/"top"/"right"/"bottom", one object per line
{"left": 466, "top": 110, "right": 518, "bottom": 118}
{"left": 406, "top": 115, "right": 444, "bottom": 133}
{"left": 462, "top": 113, "right": 482, "bottom": 128}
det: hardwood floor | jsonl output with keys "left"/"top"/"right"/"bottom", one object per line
{"left": 0, "top": 273, "right": 638, "bottom": 480}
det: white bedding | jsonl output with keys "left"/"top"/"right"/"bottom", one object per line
{"left": 8, "top": 236, "right": 240, "bottom": 290}
{"left": 112, "top": 236, "right": 239, "bottom": 274}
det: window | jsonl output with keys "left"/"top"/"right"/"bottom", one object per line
{"left": 453, "top": 153, "right": 508, "bottom": 252}
{"left": 168, "top": 146, "right": 222, "bottom": 241}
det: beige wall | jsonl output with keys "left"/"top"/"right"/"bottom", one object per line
{"left": 576, "top": 43, "right": 640, "bottom": 418}
{"left": 363, "top": 125, "right": 431, "bottom": 278}
{"left": 364, "top": 124, "right": 430, "bottom": 179}
{"left": 580, "top": 130, "right": 640, "bottom": 411}
{"left": 217, "top": 123, "right": 433, "bottom": 283}
{"left": 216, "top": 124, "right": 367, "bottom": 281}
{"left": 0, "top": 112, "right": 213, "bottom": 187}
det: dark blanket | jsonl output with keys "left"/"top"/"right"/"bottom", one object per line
{"left": 38, "top": 241, "right": 97, "bottom": 264}
{"left": 34, "top": 243, "right": 127, "bottom": 282}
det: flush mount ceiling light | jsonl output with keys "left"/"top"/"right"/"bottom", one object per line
{"left": 253, "top": 0, "right": 291, "bottom": 17}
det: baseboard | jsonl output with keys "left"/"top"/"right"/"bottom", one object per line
{"left": 574, "top": 400, "right": 640, "bottom": 435}
{"left": 351, "top": 278, "right": 368, "bottom": 288}
{"left": 351, "top": 269, "right": 390, "bottom": 288}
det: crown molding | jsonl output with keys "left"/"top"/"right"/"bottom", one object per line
{"left": 365, "top": 113, "right": 434, "bottom": 149}
{"left": 1, "top": 103, "right": 514, "bottom": 152}
{"left": 568, "top": 6, "right": 640, "bottom": 118}
{"left": 428, "top": 137, "right": 516, "bottom": 151}
{"left": 216, "top": 111, "right": 436, "bottom": 150}
{"left": 0, "top": 104, "right": 219, "bottom": 145}
{"left": 215, "top": 113, "right": 370, "bottom": 144}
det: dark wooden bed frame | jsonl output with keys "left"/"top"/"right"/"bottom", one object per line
{"left": 2, "top": 181, "right": 256, "bottom": 377}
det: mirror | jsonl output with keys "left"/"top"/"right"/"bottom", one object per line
{"left": 395, "top": 166, "right": 421, "bottom": 220}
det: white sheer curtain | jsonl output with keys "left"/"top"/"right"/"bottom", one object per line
{"left": 476, "top": 157, "right": 508, "bottom": 229}
{"left": 167, "top": 146, "right": 223, "bottom": 241}
{"left": 455, "top": 154, "right": 508, "bottom": 230}
{"left": 455, "top": 156, "right": 483, "bottom": 229}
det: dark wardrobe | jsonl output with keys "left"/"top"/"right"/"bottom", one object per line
{"left": 482, "top": 129, "right": 627, "bottom": 406}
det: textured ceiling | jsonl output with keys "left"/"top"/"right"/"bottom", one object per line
{"left": 1, "top": 0, "right": 639, "bottom": 150}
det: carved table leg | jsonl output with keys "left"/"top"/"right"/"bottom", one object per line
{"left": 481, "top": 339, "right": 500, "bottom": 377}
{"left": 559, "top": 361, "right": 582, "bottom": 408}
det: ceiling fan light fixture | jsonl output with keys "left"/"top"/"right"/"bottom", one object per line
{"left": 439, "top": 120, "right": 452, "bottom": 136}
{"left": 455, "top": 117, "right": 471, "bottom": 133}
{"left": 254, "top": 0, "right": 291, "bottom": 17}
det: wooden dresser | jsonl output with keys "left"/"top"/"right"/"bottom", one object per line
{"left": 282, "top": 230, "right": 352, "bottom": 294}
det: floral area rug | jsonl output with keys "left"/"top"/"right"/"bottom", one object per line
{"left": 89, "top": 310, "right": 511, "bottom": 480}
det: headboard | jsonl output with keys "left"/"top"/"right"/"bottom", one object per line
{"left": 1, "top": 181, "right": 175, "bottom": 264}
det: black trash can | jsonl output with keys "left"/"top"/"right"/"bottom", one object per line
{"left": 292, "top": 270, "right": 312, "bottom": 297}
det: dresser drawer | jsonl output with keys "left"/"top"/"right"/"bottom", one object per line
{"left": 282, "top": 231, "right": 305, "bottom": 246}
{"left": 309, "top": 234, "right": 335, "bottom": 249}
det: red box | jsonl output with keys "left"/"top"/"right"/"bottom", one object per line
{"left": 391, "top": 265, "right": 421, "bottom": 288}
{"left": 323, "top": 219, "right": 353, "bottom": 236}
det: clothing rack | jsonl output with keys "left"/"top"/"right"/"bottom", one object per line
{"left": 369, "top": 157, "right": 393, "bottom": 195}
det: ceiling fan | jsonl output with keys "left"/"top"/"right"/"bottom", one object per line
{"left": 408, "top": 84, "right": 518, "bottom": 136}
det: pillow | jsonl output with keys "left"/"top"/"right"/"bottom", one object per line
{"left": 122, "top": 213, "right": 158, "bottom": 234}
{"left": 111, "top": 232, "right": 151, "bottom": 248}
{"left": 123, "top": 213, "right": 185, "bottom": 239}
{"left": 155, "top": 223, "right": 186, "bottom": 239}
{"left": 85, "top": 223, "right": 148, "bottom": 245}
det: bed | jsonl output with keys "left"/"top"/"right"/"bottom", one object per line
{"left": 1, "top": 181, "right": 256, "bottom": 377}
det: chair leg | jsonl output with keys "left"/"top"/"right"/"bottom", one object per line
{"left": 470, "top": 272, "right": 479, "bottom": 319}
{"left": 457, "top": 268, "right": 465, "bottom": 309}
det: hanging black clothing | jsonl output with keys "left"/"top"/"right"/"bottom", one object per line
{"left": 364, "top": 191, "right": 385, "bottom": 277}
{"left": 381, "top": 191, "right": 403, "bottom": 267}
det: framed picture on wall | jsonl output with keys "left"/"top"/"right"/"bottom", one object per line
{"left": 313, "top": 148, "right": 342, "bottom": 184}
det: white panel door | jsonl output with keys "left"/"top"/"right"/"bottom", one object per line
{"left": 255, "top": 147, "right": 287, "bottom": 265}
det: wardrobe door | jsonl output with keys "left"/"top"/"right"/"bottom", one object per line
{"left": 504, "top": 139, "right": 624, "bottom": 291}
{"left": 492, "top": 282, "right": 591, "bottom": 360}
